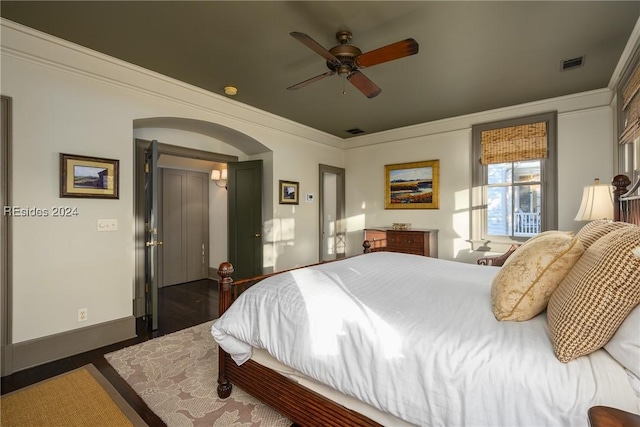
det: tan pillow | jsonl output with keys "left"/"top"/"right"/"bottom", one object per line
{"left": 547, "top": 226, "right": 640, "bottom": 363}
{"left": 575, "top": 220, "right": 634, "bottom": 250}
{"left": 491, "top": 233, "right": 584, "bottom": 321}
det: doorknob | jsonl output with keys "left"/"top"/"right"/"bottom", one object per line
{"left": 254, "top": 233, "right": 262, "bottom": 238}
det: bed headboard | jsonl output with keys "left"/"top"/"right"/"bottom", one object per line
{"left": 613, "top": 173, "right": 640, "bottom": 225}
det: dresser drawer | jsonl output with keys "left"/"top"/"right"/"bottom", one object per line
{"left": 364, "top": 229, "right": 387, "bottom": 251}
{"left": 387, "top": 231, "right": 424, "bottom": 251}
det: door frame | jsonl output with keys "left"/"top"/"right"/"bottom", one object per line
{"left": 133, "top": 139, "right": 237, "bottom": 318}
{"left": 318, "top": 164, "right": 346, "bottom": 262}
{"left": 1, "top": 96, "right": 13, "bottom": 375}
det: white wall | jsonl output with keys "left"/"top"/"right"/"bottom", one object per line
{"left": 2, "top": 21, "right": 344, "bottom": 344}
{"left": 344, "top": 94, "right": 615, "bottom": 261}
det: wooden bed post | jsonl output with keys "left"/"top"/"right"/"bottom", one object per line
{"left": 612, "top": 174, "right": 631, "bottom": 222}
{"left": 217, "top": 261, "right": 234, "bottom": 398}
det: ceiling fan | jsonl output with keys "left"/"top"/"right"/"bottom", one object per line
{"left": 287, "top": 31, "right": 419, "bottom": 98}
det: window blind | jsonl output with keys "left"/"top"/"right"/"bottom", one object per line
{"left": 480, "top": 122, "right": 547, "bottom": 165}
{"left": 621, "top": 64, "right": 640, "bottom": 144}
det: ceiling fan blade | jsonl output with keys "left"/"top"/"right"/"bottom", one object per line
{"left": 347, "top": 70, "right": 381, "bottom": 98}
{"left": 287, "top": 71, "right": 334, "bottom": 90}
{"left": 290, "top": 32, "right": 340, "bottom": 65}
{"left": 356, "top": 38, "right": 419, "bottom": 68}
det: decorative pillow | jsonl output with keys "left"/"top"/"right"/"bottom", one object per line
{"left": 515, "top": 230, "right": 574, "bottom": 250}
{"left": 575, "top": 220, "right": 634, "bottom": 250}
{"left": 547, "top": 227, "right": 640, "bottom": 363}
{"left": 605, "top": 303, "right": 640, "bottom": 378}
{"left": 491, "top": 233, "right": 584, "bottom": 321}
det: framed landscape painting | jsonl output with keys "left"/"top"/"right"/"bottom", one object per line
{"left": 384, "top": 160, "right": 439, "bottom": 209}
{"left": 60, "top": 153, "right": 119, "bottom": 199}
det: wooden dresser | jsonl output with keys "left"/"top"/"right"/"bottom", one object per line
{"left": 363, "top": 228, "right": 438, "bottom": 258}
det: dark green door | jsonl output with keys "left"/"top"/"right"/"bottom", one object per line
{"left": 228, "top": 160, "right": 263, "bottom": 280}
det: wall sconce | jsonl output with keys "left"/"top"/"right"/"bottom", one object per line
{"left": 574, "top": 178, "right": 614, "bottom": 221}
{"left": 211, "top": 168, "right": 228, "bottom": 189}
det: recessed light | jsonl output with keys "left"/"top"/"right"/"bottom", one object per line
{"left": 224, "top": 86, "right": 238, "bottom": 96}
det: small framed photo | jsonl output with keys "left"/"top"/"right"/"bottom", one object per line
{"left": 384, "top": 159, "right": 439, "bottom": 209}
{"left": 60, "top": 153, "right": 119, "bottom": 199}
{"left": 279, "top": 180, "right": 299, "bottom": 205}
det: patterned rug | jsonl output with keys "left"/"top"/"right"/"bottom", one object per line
{"left": 105, "top": 321, "right": 291, "bottom": 426}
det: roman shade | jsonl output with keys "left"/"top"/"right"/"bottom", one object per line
{"left": 620, "top": 64, "right": 640, "bottom": 144}
{"left": 480, "top": 122, "right": 547, "bottom": 165}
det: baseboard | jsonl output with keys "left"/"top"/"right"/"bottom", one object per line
{"left": 10, "top": 316, "right": 136, "bottom": 373}
{"left": 1, "top": 343, "right": 13, "bottom": 376}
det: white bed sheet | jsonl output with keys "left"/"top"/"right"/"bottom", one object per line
{"left": 212, "top": 252, "right": 639, "bottom": 426}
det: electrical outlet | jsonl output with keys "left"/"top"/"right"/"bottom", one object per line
{"left": 78, "top": 308, "right": 88, "bottom": 322}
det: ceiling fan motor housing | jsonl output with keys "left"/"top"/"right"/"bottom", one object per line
{"left": 327, "top": 44, "right": 362, "bottom": 75}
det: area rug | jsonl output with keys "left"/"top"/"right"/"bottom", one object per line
{"left": 105, "top": 320, "right": 291, "bottom": 427}
{"left": 0, "top": 364, "right": 147, "bottom": 427}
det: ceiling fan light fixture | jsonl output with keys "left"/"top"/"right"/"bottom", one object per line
{"left": 224, "top": 86, "right": 238, "bottom": 96}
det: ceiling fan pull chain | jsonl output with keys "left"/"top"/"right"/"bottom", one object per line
{"left": 342, "top": 76, "right": 347, "bottom": 95}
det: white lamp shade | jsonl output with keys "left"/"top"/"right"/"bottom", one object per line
{"left": 574, "top": 183, "right": 614, "bottom": 221}
{"left": 221, "top": 169, "right": 228, "bottom": 180}
{"left": 211, "top": 170, "right": 221, "bottom": 181}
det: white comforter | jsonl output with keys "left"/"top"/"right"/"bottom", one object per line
{"left": 211, "top": 252, "right": 639, "bottom": 426}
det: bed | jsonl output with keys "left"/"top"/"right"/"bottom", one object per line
{"left": 211, "top": 174, "right": 640, "bottom": 426}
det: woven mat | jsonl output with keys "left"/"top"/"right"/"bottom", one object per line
{"left": 1, "top": 363, "right": 146, "bottom": 427}
{"left": 105, "top": 320, "right": 291, "bottom": 427}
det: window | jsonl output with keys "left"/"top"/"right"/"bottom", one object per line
{"left": 617, "top": 44, "right": 640, "bottom": 177}
{"left": 472, "top": 112, "right": 558, "bottom": 245}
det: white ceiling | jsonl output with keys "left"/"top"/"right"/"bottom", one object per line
{"left": 2, "top": 1, "right": 639, "bottom": 138}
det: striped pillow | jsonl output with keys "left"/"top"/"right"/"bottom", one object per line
{"left": 575, "top": 220, "right": 634, "bottom": 250}
{"left": 547, "top": 226, "right": 640, "bottom": 363}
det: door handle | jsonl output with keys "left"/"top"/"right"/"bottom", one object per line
{"left": 146, "top": 241, "right": 163, "bottom": 247}
{"left": 254, "top": 233, "right": 262, "bottom": 238}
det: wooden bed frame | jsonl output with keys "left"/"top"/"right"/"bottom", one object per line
{"left": 215, "top": 173, "right": 640, "bottom": 427}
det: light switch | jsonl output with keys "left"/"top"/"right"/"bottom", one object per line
{"left": 97, "top": 219, "right": 118, "bottom": 232}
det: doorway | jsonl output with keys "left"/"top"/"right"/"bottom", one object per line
{"left": 134, "top": 139, "right": 237, "bottom": 326}
{"left": 319, "top": 164, "right": 346, "bottom": 262}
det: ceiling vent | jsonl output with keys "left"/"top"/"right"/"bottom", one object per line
{"left": 561, "top": 56, "right": 585, "bottom": 71}
{"left": 345, "top": 128, "right": 365, "bottom": 135}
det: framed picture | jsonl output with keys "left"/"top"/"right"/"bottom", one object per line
{"left": 385, "top": 159, "right": 439, "bottom": 209}
{"left": 60, "top": 153, "right": 119, "bottom": 199}
{"left": 279, "top": 180, "right": 299, "bottom": 205}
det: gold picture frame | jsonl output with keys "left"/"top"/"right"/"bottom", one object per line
{"left": 60, "top": 153, "right": 119, "bottom": 199}
{"left": 279, "top": 180, "right": 299, "bottom": 205}
{"left": 385, "top": 160, "right": 439, "bottom": 209}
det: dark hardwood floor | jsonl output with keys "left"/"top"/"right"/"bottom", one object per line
{"left": 1, "top": 278, "right": 219, "bottom": 427}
